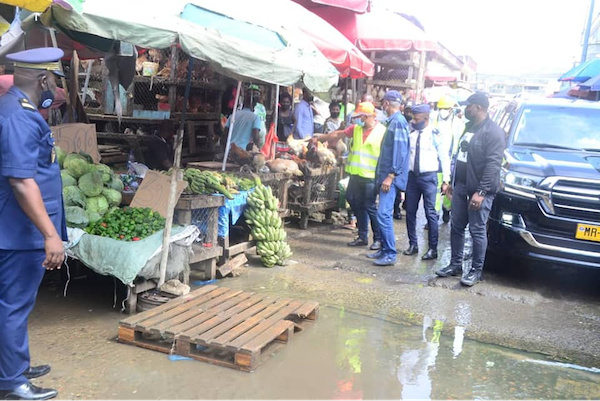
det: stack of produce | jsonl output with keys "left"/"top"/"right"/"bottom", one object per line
{"left": 86, "top": 207, "right": 166, "bottom": 241}
{"left": 57, "top": 147, "right": 124, "bottom": 229}
{"left": 244, "top": 185, "right": 292, "bottom": 267}
{"left": 182, "top": 169, "right": 258, "bottom": 198}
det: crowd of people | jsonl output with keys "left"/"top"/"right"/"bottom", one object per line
{"left": 221, "top": 84, "right": 504, "bottom": 289}
{"left": 309, "top": 89, "right": 505, "bottom": 288}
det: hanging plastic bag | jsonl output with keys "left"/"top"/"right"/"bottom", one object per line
{"left": 260, "top": 122, "right": 277, "bottom": 158}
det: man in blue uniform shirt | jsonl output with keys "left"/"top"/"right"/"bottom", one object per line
{"left": 367, "top": 91, "right": 410, "bottom": 266}
{"left": 0, "top": 48, "right": 67, "bottom": 400}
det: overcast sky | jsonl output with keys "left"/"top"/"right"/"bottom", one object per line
{"left": 374, "top": 0, "right": 593, "bottom": 76}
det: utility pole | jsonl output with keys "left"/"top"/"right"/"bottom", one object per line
{"left": 581, "top": 0, "right": 596, "bottom": 63}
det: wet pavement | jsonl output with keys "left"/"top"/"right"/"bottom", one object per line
{"left": 28, "top": 209, "right": 600, "bottom": 399}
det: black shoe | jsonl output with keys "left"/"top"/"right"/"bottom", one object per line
{"left": 393, "top": 212, "right": 403, "bottom": 220}
{"left": 24, "top": 365, "right": 51, "bottom": 380}
{"left": 403, "top": 245, "right": 419, "bottom": 256}
{"left": 366, "top": 250, "right": 383, "bottom": 259}
{"left": 0, "top": 383, "right": 57, "bottom": 400}
{"left": 461, "top": 269, "right": 482, "bottom": 286}
{"left": 347, "top": 238, "right": 368, "bottom": 247}
{"left": 435, "top": 264, "right": 462, "bottom": 277}
{"left": 442, "top": 209, "right": 450, "bottom": 223}
{"left": 369, "top": 241, "right": 381, "bottom": 251}
{"left": 421, "top": 249, "right": 438, "bottom": 260}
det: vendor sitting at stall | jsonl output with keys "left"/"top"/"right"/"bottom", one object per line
{"left": 146, "top": 120, "right": 174, "bottom": 171}
{"left": 224, "top": 88, "right": 262, "bottom": 151}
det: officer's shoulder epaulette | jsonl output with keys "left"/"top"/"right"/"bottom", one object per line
{"left": 19, "top": 98, "right": 36, "bottom": 111}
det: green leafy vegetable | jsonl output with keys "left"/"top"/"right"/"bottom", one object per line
{"left": 78, "top": 171, "right": 104, "bottom": 197}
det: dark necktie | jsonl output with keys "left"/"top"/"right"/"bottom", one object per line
{"left": 414, "top": 130, "right": 422, "bottom": 175}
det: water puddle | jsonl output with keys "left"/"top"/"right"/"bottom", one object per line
{"left": 251, "top": 306, "right": 600, "bottom": 400}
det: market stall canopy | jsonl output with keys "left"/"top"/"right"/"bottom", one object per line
{"left": 292, "top": 0, "right": 369, "bottom": 13}
{"left": 577, "top": 74, "right": 600, "bottom": 91}
{"left": 559, "top": 58, "right": 600, "bottom": 82}
{"left": 40, "top": 0, "right": 339, "bottom": 91}
{"left": 191, "top": 0, "right": 373, "bottom": 78}
{"left": 0, "top": 0, "right": 76, "bottom": 12}
{"left": 311, "top": 7, "right": 438, "bottom": 52}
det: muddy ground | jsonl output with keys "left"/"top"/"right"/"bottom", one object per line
{"left": 26, "top": 210, "right": 600, "bottom": 399}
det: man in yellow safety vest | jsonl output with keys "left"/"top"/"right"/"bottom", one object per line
{"left": 313, "top": 102, "right": 386, "bottom": 249}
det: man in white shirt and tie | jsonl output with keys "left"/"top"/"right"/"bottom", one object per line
{"left": 403, "top": 103, "right": 451, "bottom": 260}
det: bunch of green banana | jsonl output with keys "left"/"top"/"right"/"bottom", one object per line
{"left": 183, "top": 169, "right": 234, "bottom": 199}
{"left": 244, "top": 208, "right": 281, "bottom": 229}
{"left": 238, "top": 178, "right": 257, "bottom": 191}
{"left": 244, "top": 184, "right": 291, "bottom": 267}
{"left": 256, "top": 240, "right": 292, "bottom": 267}
{"left": 249, "top": 225, "right": 287, "bottom": 242}
{"left": 247, "top": 185, "right": 278, "bottom": 211}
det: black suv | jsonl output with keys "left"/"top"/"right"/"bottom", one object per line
{"left": 488, "top": 98, "right": 600, "bottom": 268}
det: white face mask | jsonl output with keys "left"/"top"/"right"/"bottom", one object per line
{"left": 438, "top": 109, "right": 451, "bottom": 119}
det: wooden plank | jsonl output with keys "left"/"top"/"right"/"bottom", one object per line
{"left": 118, "top": 326, "right": 135, "bottom": 343}
{"left": 177, "top": 339, "right": 248, "bottom": 371}
{"left": 209, "top": 298, "right": 292, "bottom": 347}
{"left": 292, "top": 301, "right": 319, "bottom": 320}
{"left": 159, "top": 292, "right": 256, "bottom": 336}
{"left": 217, "top": 254, "right": 248, "bottom": 278}
{"left": 144, "top": 289, "right": 243, "bottom": 333}
{"left": 119, "top": 285, "right": 218, "bottom": 328}
{"left": 176, "top": 194, "right": 225, "bottom": 209}
{"left": 174, "top": 294, "right": 265, "bottom": 339}
{"left": 234, "top": 352, "right": 255, "bottom": 369}
{"left": 187, "top": 161, "right": 240, "bottom": 171}
{"left": 239, "top": 320, "right": 294, "bottom": 354}
{"left": 132, "top": 278, "right": 157, "bottom": 295}
{"left": 191, "top": 297, "right": 277, "bottom": 343}
{"left": 189, "top": 245, "right": 222, "bottom": 264}
{"left": 225, "top": 240, "right": 256, "bottom": 259}
{"left": 134, "top": 287, "right": 230, "bottom": 330}
{"left": 226, "top": 301, "right": 304, "bottom": 350}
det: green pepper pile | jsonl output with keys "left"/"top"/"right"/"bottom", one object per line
{"left": 85, "top": 207, "right": 165, "bottom": 241}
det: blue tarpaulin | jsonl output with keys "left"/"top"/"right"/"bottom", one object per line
{"left": 217, "top": 188, "right": 254, "bottom": 238}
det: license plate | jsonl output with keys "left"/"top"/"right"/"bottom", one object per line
{"left": 576, "top": 224, "right": 600, "bottom": 242}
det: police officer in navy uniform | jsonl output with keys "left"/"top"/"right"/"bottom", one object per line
{"left": 0, "top": 48, "right": 68, "bottom": 400}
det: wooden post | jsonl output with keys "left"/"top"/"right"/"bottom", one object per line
{"left": 168, "top": 44, "right": 178, "bottom": 113}
{"left": 222, "top": 80, "right": 242, "bottom": 171}
{"left": 416, "top": 51, "right": 427, "bottom": 103}
{"left": 271, "top": 85, "right": 280, "bottom": 160}
{"left": 157, "top": 58, "right": 195, "bottom": 288}
{"left": 48, "top": 28, "right": 71, "bottom": 112}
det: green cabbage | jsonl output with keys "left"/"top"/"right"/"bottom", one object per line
{"left": 85, "top": 195, "right": 109, "bottom": 216}
{"left": 64, "top": 154, "right": 90, "bottom": 178}
{"left": 56, "top": 146, "right": 67, "bottom": 168}
{"left": 107, "top": 175, "right": 124, "bottom": 192}
{"left": 102, "top": 188, "right": 122, "bottom": 207}
{"left": 91, "top": 163, "right": 113, "bottom": 183}
{"left": 61, "top": 171, "right": 77, "bottom": 188}
{"left": 87, "top": 211, "right": 102, "bottom": 224}
{"left": 65, "top": 206, "right": 89, "bottom": 228}
{"left": 63, "top": 186, "right": 86, "bottom": 208}
{"left": 78, "top": 151, "right": 94, "bottom": 164}
{"left": 78, "top": 172, "right": 103, "bottom": 197}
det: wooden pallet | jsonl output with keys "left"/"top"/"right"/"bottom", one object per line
{"left": 118, "top": 285, "right": 318, "bottom": 371}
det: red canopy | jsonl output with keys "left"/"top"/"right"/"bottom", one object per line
{"left": 312, "top": 7, "right": 438, "bottom": 52}
{"left": 289, "top": 1, "right": 374, "bottom": 78}
{"left": 293, "top": 0, "right": 369, "bottom": 13}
